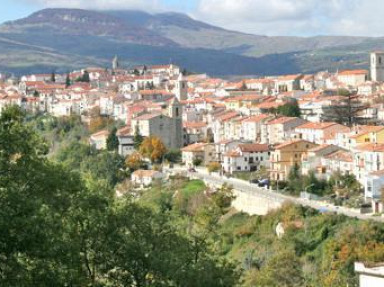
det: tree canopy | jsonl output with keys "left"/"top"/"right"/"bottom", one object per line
{"left": 0, "top": 106, "right": 238, "bottom": 286}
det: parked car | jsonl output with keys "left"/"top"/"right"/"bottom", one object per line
{"left": 188, "top": 168, "right": 196, "bottom": 172}
{"left": 258, "top": 179, "right": 270, "bottom": 187}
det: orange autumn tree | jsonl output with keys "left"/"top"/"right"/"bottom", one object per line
{"left": 125, "top": 152, "right": 144, "bottom": 171}
{"left": 139, "top": 136, "right": 167, "bottom": 163}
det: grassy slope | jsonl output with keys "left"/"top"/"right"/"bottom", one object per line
{"left": 138, "top": 177, "right": 384, "bottom": 285}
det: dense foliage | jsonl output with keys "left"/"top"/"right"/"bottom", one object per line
{"left": 3, "top": 108, "right": 384, "bottom": 286}
{"left": 0, "top": 107, "right": 238, "bottom": 286}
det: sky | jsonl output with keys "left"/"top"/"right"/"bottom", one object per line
{"left": 0, "top": 0, "right": 383, "bottom": 37}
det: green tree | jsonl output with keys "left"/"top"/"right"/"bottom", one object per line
{"left": 164, "top": 149, "right": 181, "bottom": 163}
{"left": 50, "top": 71, "right": 56, "bottom": 82}
{"left": 277, "top": 99, "right": 301, "bottom": 117}
{"left": 287, "top": 163, "right": 302, "bottom": 195}
{"left": 81, "top": 151, "right": 125, "bottom": 187}
{"left": 106, "top": 127, "right": 119, "bottom": 151}
{"left": 193, "top": 158, "right": 203, "bottom": 167}
{"left": 134, "top": 127, "right": 144, "bottom": 150}
{"left": 0, "top": 106, "right": 84, "bottom": 285}
{"left": 211, "top": 184, "right": 236, "bottom": 214}
{"left": 252, "top": 250, "right": 304, "bottom": 287}
{"left": 65, "top": 73, "right": 71, "bottom": 87}
{"left": 78, "top": 70, "right": 90, "bottom": 83}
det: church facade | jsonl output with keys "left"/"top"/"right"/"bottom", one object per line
{"left": 131, "top": 98, "right": 183, "bottom": 149}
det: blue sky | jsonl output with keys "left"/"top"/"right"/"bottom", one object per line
{"left": 0, "top": 0, "right": 383, "bottom": 37}
{"left": 0, "top": 0, "right": 40, "bottom": 23}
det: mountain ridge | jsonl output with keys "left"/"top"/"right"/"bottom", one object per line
{"left": 0, "top": 8, "right": 383, "bottom": 76}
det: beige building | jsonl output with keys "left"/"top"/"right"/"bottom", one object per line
{"left": 270, "top": 139, "right": 317, "bottom": 181}
{"left": 181, "top": 142, "right": 216, "bottom": 168}
{"left": 131, "top": 170, "right": 164, "bottom": 187}
{"left": 337, "top": 70, "right": 368, "bottom": 87}
{"left": 264, "top": 116, "right": 307, "bottom": 144}
{"left": 89, "top": 130, "right": 109, "bottom": 150}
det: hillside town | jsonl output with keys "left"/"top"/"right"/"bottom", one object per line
{"left": 3, "top": 52, "right": 384, "bottom": 215}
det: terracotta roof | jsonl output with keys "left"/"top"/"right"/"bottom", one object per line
{"left": 242, "top": 114, "right": 270, "bottom": 123}
{"left": 369, "top": 169, "right": 384, "bottom": 176}
{"left": 183, "top": 121, "right": 207, "bottom": 129}
{"left": 355, "top": 143, "right": 384, "bottom": 152}
{"left": 338, "top": 69, "right": 368, "bottom": 76}
{"left": 275, "top": 139, "right": 315, "bottom": 150}
{"left": 238, "top": 144, "right": 270, "bottom": 153}
{"left": 267, "top": 116, "right": 299, "bottom": 125}
{"left": 350, "top": 126, "right": 384, "bottom": 139}
{"left": 181, "top": 142, "right": 207, "bottom": 152}
{"left": 216, "top": 111, "right": 239, "bottom": 122}
{"left": 308, "top": 144, "right": 333, "bottom": 152}
{"left": 224, "top": 150, "right": 241, "bottom": 158}
{"left": 324, "top": 150, "right": 353, "bottom": 162}
{"left": 116, "top": 126, "right": 131, "bottom": 136}
{"left": 296, "top": 122, "right": 339, "bottom": 130}
{"left": 133, "top": 112, "right": 162, "bottom": 121}
{"left": 91, "top": 130, "right": 109, "bottom": 138}
{"left": 256, "top": 101, "right": 285, "bottom": 109}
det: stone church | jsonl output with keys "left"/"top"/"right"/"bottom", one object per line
{"left": 131, "top": 97, "right": 183, "bottom": 149}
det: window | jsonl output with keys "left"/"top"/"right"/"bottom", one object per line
{"left": 260, "top": 157, "right": 263, "bottom": 161}
{"left": 367, "top": 181, "right": 372, "bottom": 192}
{"left": 244, "top": 157, "right": 248, "bottom": 161}
{"left": 237, "top": 166, "right": 241, "bottom": 170}
{"left": 380, "top": 57, "right": 382, "bottom": 65}
{"left": 176, "top": 108, "right": 179, "bottom": 117}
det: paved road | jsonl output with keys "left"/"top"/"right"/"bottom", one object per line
{"left": 166, "top": 167, "right": 384, "bottom": 222}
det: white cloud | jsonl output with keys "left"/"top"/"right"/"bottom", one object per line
{"left": 16, "top": 0, "right": 384, "bottom": 36}
{"left": 195, "top": 0, "right": 384, "bottom": 37}
{"left": 21, "top": 0, "right": 165, "bottom": 12}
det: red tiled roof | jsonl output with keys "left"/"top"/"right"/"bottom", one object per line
{"left": 181, "top": 143, "right": 207, "bottom": 152}
{"left": 183, "top": 121, "right": 207, "bottom": 129}
{"left": 338, "top": 69, "right": 368, "bottom": 76}
{"left": 238, "top": 144, "right": 270, "bottom": 153}
{"left": 275, "top": 139, "right": 315, "bottom": 150}
{"left": 296, "top": 122, "right": 339, "bottom": 130}
{"left": 267, "top": 116, "right": 299, "bottom": 125}
{"left": 242, "top": 114, "right": 270, "bottom": 123}
{"left": 133, "top": 112, "right": 162, "bottom": 121}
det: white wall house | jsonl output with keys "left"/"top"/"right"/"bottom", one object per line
{"left": 223, "top": 144, "right": 270, "bottom": 174}
{"left": 131, "top": 170, "right": 164, "bottom": 187}
{"left": 89, "top": 130, "right": 109, "bottom": 150}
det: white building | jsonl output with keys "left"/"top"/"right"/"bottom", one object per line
{"left": 223, "top": 144, "right": 270, "bottom": 174}
{"left": 89, "top": 130, "right": 109, "bottom": 150}
{"left": 337, "top": 70, "right": 368, "bottom": 87}
{"left": 131, "top": 170, "right": 164, "bottom": 187}
{"left": 355, "top": 262, "right": 384, "bottom": 287}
